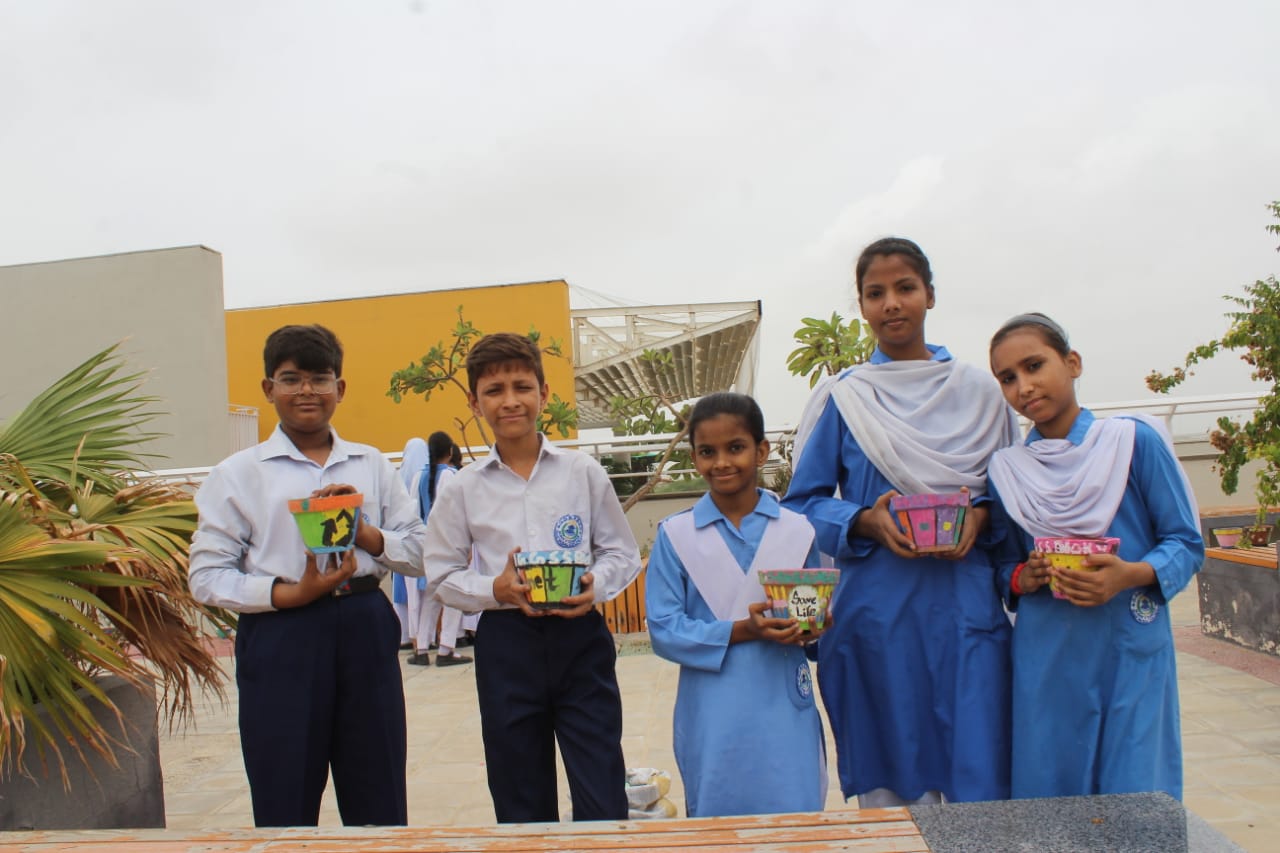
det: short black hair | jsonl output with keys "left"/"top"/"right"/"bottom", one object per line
{"left": 688, "top": 392, "right": 766, "bottom": 445}
{"left": 465, "top": 333, "right": 545, "bottom": 396}
{"left": 854, "top": 237, "right": 934, "bottom": 297}
{"left": 263, "top": 324, "right": 344, "bottom": 377}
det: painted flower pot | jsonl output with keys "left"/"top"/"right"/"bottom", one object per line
{"left": 514, "top": 550, "right": 591, "bottom": 610}
{"left": 287, "top": 493, "right": 363, "bottom": 554}
{"left": 1248, "top": 525, "right": 1273, "bottom": 547}
{"left": 1211, "top": 527, "right": 1244, "bottom": 549}
{"left": 1034, "top": 536, "right": 1121, "bottom": 599}
{"left": 757, "top": 569, "right": 840, "bottom": 633}
{"left": 889, "top": 492, "right": 970, "bottom": 553}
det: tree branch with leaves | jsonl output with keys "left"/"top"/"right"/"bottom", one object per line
{"left": 387, "top": 307, "right": 577, "bottom": 451}
{"left": 1147, "top": 201, "right": 1280, "bottom": 537}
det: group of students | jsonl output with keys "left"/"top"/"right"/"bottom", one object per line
{"left": 649, "top": 236, "right": 1204, "bottom": 819}
{"left": 188, "top": 234, "right": 1203, "bottom": 829}
{"left": 189, "top": 325, "right": 642, "bottom": 827}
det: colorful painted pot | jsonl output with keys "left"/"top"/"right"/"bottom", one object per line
{"left": 1248, "top": 525, "right": 1273, "bottom": 547}
{"left": 1212, "top": 527, "right": 1243, "bottom": 549}
{"left": 889, "top": 492, "right": 970, "bottom": 553}
{"left": 287, "top": 493, "right": 363, "bottom": 555}
{"left": 514, "top": 550, "right": 591, "bottom": 609}
{"left": 1034, "top": 536, "right": 1121, "bottom": 599}
{"left": 757, "top": 569, "right": 841, "bottom": 633}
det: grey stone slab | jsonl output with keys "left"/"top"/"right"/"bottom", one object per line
{"left": 910, "top": 792, "right": 1244, "bottom": 853}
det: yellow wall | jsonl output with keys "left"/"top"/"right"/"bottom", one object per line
{"left": 225, "top": 280, "right": 575, "bottom": 454}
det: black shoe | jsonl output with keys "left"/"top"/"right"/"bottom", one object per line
{"left": 407, "top": 652, "right": 432, "bottom": 666}
{"left": 427, "top": 643, "right": 438, "bottom": 651}
{"left": 398, "top": 642, "right": 413, "bottom": 651}
{"left": 454, "top": 636, "right": 473, "bottom": 648}
{"left": 436, "top": 652, "right": 472, "bottom": 666}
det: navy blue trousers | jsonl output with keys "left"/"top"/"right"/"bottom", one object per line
{"left": 474, "top": 608, "right": 628, "bottom": 823}
{"left": 235, "top": 588, "right": 407, "bottom": 827}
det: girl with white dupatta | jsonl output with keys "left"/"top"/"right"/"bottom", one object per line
{"left": 783, "top": 237, "right": 1019, "bottom": 807}
{"left": 647, "top": 393, "right": 828, "bottom": 818}
{"left": 987, "top": 313, "right": 1203, "bottom": 800}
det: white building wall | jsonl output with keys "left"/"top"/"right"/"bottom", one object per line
{"left": 0, "top": 246, "right": 229, "bottom": 469}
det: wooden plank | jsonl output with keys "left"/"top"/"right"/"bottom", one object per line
{"left": 1205, "top": 544, "right": 1278, "bottom": 569}
{"left": 635, "top": 567, "right": 648, "bottom": 632}
{"left": 624, "top": 576, "right": 641, "bottom": 633}
{"left": 5, "top": 808, "right": 929, "bottom": 853}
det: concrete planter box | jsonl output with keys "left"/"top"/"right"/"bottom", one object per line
{"left": 1198, "top": 509, "right": 1280, "bottom": 658}
{"left": 0, "top": 676, "right": 165, "bottom": 831}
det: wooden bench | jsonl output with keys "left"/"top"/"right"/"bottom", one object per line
{"left": 3, "top": 807, "right": 929, "bottom": 852}
{"left": 1204, "top": 543, "right": 1278, "bottom": 569}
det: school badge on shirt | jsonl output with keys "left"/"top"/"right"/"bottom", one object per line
{"left": 796, "top": 662, "right": 813, "bottom": 700}
{"left": 1130, "top": 590, "right": 1159, "bottom": 624}
{"left": 554, "top": 514, "right": 584, "bottom": 548}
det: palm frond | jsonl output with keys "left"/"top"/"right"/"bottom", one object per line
{"left": 0, "top": 344, "right": 228, "bottom": 782}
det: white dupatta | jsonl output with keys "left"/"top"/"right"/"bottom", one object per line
{"left": 793, "top": 359, "right": 1019, "bottom": 496}
{"left": 988, "top": 412, "right": 1198, "bottom": 539}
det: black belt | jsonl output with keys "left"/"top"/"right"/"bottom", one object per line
{"left": 332, "top": 574, "right": 382, "bottom": 597}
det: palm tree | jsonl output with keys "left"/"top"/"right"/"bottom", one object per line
{"left": 0, "top": 344, "right": 229, "bottom": 783}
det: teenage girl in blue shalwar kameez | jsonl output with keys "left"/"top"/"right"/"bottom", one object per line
{"left": 647, "top": 392, "right": 827, "bottom": 818}
{"left": 783, "top": 237, "right": 1019, "bottom": 807}
{"left": 987, "top": 313, "right": 1203, "bottom": 800}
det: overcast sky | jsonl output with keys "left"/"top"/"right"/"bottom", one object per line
{"left": 4, "top": 1, "right": 1278, "bottom": 428}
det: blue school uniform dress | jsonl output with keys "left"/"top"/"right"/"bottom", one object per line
{"left": 989, "top": 409, "right": 1204, "bottom": 800}
{"left": 647, "top": 490, "right": 827, "bottom": 817}
{"left": 783, "top": 345, "right": 1018, "bottom": 804}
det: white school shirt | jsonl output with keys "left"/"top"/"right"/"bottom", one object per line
{"left": 189, "top": 425, "right": 426, "bottom": 613}
{"left": 422, "top": 436, "right": 642, "bottom": 613}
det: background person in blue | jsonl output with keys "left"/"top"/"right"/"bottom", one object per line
{"left": 647, "top": 392, "right": 828, "bottom": 817}
{"left": 987, "top": 313, "right": 1204, "bottom": 800}
{"left": 783, "top": 237, "right": 1018, "bottom": 807}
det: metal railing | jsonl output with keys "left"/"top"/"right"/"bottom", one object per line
{"left": 157, "top": 392, "right": 1263, "bottom": 487}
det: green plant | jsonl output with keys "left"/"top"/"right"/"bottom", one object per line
{"left": 1147, "top": 201, "right": 1280, "bottom": 537}
{"left": 786, "top": 312, "right": 876, "bottom": 388}
{"left": 0, "top": 345, "right": 229, "bottom": 783}
{"left": 386, "top": 307, "right": 576, "bottom": 449}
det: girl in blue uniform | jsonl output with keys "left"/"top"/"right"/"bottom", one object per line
{"left": 783, "top": 237, "right": 1018, "bottom": 807}
{"left": 987, "top": 313, "right": 1204, "bottom": 800}
{"left": 647, "top": 392, "right": 828, "bottom": 817}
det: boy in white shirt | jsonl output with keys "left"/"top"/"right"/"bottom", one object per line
{"left": 423, "top": 332, "right": 642, "bottom": 823}
{"left": 189, "top": 324, "right": 425, "bottom": 827}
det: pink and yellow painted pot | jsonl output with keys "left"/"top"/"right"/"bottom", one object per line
{"left": 757, "top": 569, "right": 840, "bottom": 633}
{"left": 287, "top": 493, "right": 363, "bottom": 555}
{"left": 1034, "top": 536, "right": 1121, "bottom": 599}
{"left": 890, "top": 492, "right": 970, "bottom": 553}
{"left": 1211, "top": 527, "right": 1243, "bottom": 549}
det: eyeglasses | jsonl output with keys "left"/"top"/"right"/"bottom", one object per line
{"left": 268, "top": 374, "right": 339, "bottom": 395}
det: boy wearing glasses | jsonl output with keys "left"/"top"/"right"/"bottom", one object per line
{"left": 189, "top": 324, "right": 425, "bottom": 827}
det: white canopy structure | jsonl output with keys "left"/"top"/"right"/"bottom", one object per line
{"left": 570, "top": 300, "right": 762, "bottom": 429}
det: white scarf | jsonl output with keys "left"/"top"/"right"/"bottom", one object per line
{"left": 988, "top": 413, "right": 1198, "bottom": 539}
{"left": 793, "top": 359, "right": 1019, "bottom": 496}
{"left": 664, "top": 509, "right": 815, "bottom": 622}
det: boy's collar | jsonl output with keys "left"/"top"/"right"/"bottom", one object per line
{"left": 475, "top": 433, "right": 561, "bottom": 470}
{"left": 260, "top": 424, "right": 366, "bottom": 463}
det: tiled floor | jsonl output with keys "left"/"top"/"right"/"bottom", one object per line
{"left": 159, "top": 584, "right": 1280, "bottom": 852}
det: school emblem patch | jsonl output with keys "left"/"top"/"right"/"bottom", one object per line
{"left": 795, "top": 662, "right": 813, "bottom": 700}
{"left": 1130, "top": 591, "right": 1159, "bottom": 624}
{"left": 553, "top": 514, "right": 584, "bottom": 548}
